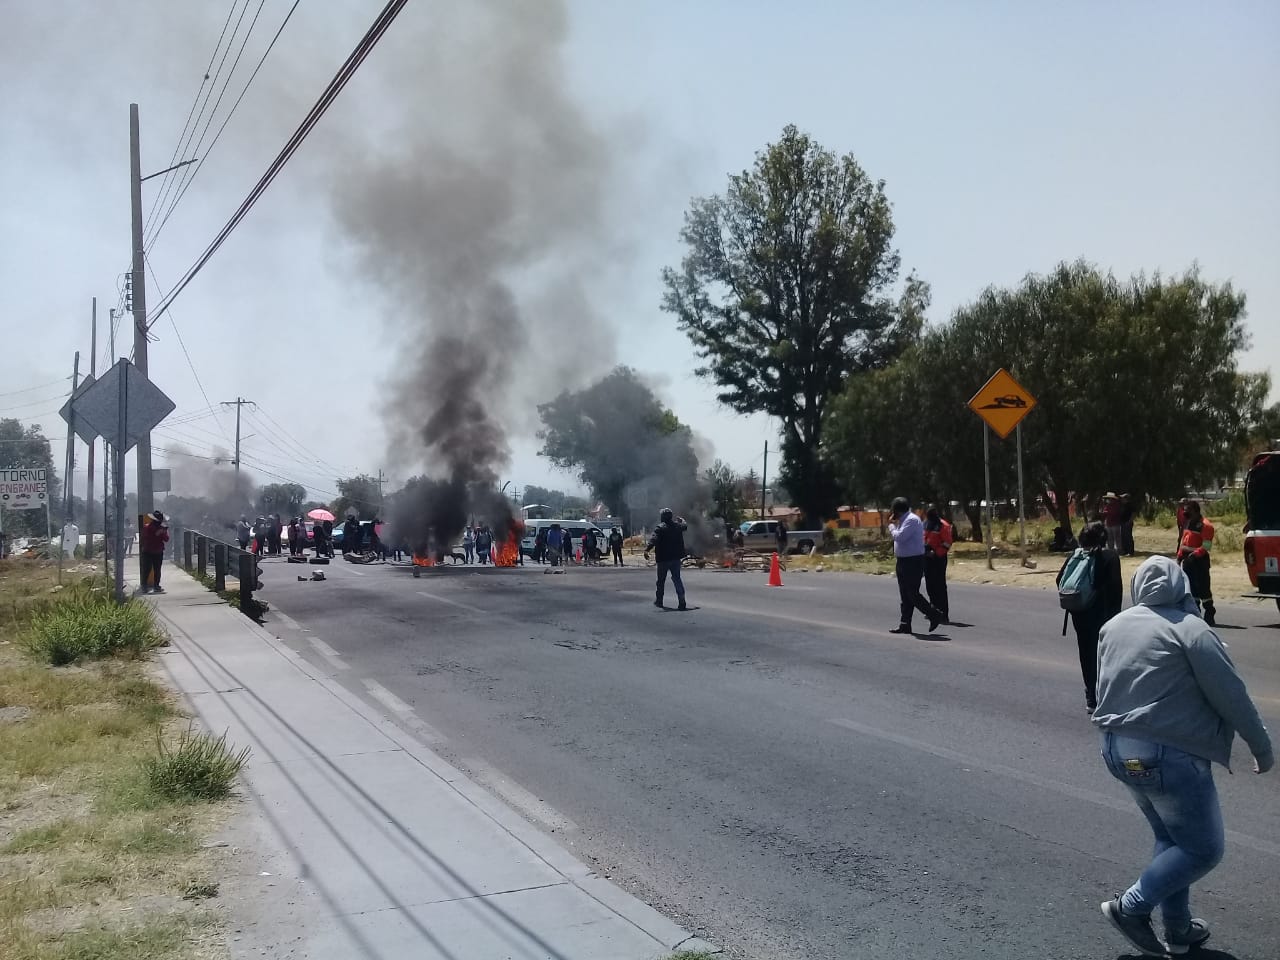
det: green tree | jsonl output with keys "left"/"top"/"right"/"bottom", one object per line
{"left": 537, "top": 367, "right": 701, "bottom": 520}
{"left": 256, "top": 482, "right": 307, "bottom": 518}
{"left": 332, "top": 475, "right": 381, "bottom": 519}
{"left": 704, "top": 459, "right": 748, "bottom": 526}
{"left": 662, "top": 125, "right": 926, "bottom": 525}
{"left": 826, "top": 261, "right": 1267, "bottom": 538}
{"left": 0, "top": 418, "right": 60, "bottom": 537}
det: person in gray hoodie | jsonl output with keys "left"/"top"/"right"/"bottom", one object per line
{"left": 1093, "top": 555, "right": 1272, "bottom": 957}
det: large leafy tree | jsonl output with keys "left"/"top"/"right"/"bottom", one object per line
{"left": 537, "top": 367, "right": 702, "bottom": 522}
{"left": 662, "top": 125, "right": 926, "bottom": 525}
{"left": 0, "top": 418, "right": 60, "bottom": 537}
{"left": 826, "top": 261, "right": 1267, "bottom": 538}
{"left": 332, "top": 474, "right": 382, "bottom": 520}
{"left": 255, "top": 482, "right": 307, "bottom": 518}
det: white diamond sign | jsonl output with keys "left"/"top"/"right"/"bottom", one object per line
{"left": 69, "top": 359, "right": 175, "bottom": 453}
{"left": 58, "top": 373, "right": 100, "bottom": 444}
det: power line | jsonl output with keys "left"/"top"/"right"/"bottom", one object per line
{"left": 0, "top": 377, "right": 70, "bottom": 399}
{"left": 244, "top": 405, "right": 359, "bottom": 478}
{"left": 144, "top": 256, "right": 232, "bottom": 445}
{"left": 0, "top": 392, "right": 71, "bottom": 414}
{"left": 143, "top": 0, "right": 250, "bottom": 242}
{"left": 147, "top": 0, "right": 301, "bottom": 252}
{"left": 145, "top": 0, "right": 408, "bottom": 325}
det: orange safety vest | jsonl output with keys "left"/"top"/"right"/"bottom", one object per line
{"left": 1178, "top": 518, "right": 1214, "bottom": 560}
{"left": 925, "top": 519, "right": 953, "bottom": 556}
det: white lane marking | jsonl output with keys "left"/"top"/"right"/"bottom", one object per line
{"left": 462, "top": 757, "right": 579, "bottom": 835}
{"left": 362, "top": 680, "right": 446, "bottom": 744}
{"left": 363, "top": 679, "right": 415, "bottom": 715}
{"left": 416, "top": 589, "right": 485, "bottom": 614}
{"left": 307, "top": 636, "right": 349, "bottom": 671}
{"left": 274, "top": 611, "right": 308, "bottom": 633}
{"left": 348, "top": 569, "right": 366, "bottom": 576}
{"left": 828, "top": 717, "right": 1279, "bottom": 858}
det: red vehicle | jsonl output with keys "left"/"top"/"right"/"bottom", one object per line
{"left": 1243, "top": 451, "right": 1280, "bottom": 613}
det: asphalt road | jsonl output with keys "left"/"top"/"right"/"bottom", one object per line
{"left": 257, "top": 555, "right": 1280, "bottom": 960}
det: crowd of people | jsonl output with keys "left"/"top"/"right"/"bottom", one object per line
{"left": 525, "top": 524, "right": 625, "bottom": 566}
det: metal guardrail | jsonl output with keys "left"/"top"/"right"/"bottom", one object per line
{"left": 177, "top": 528, "right": 260, "bottom": 615}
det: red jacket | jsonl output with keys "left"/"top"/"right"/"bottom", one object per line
{"left": 140, "top": 518, "right": 169, "bottom": 554}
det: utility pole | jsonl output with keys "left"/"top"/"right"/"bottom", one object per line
{"left": 85, "top": 299, "right": 96, "bottom": 559}
{"left": 104, "top": 309, "right": 116, "bottom": 577}
{"left": 760, "top": 441, "right": 768, "bottom": 520}
{"left": 130, "top": 103, "right": 154, "bottom": 515}
{"left": 220, "top": 397, "right": 253, "bottom": 490}
{"left": 63, "top": 352, "right": 80, "bottom": 519}
{"left": 377, "top": 469, "right": 386, "bottom": 515}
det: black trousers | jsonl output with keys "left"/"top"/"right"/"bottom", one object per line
{"left": 924, "top": 552, "right": 949, "bottom": 619}
{"left": 1070, "top": 607, "right": 1104, "bottom": 706}
{"left": 612, "top": 544, "right": 623, "bottom": 565}
{"left": 895, "top": 554, "right": 936, "bottom": 627}
{"left": 140, "top": 551, "right": 164, "bottom": 590}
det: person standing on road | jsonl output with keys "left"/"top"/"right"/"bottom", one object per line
{"left": 923, "top": 506, "right": 954, "bottom": 624}
{"left": 236, "top": 515, "right": 252, "bottom": 550}
{"left": 1056, "top": 521, "right": 1123, "bottom": 712}
{"left": 1094, "top": 555, "right": 1272, "bottom": 957}
{"left": 475, "top": 525, "right": 492, "bottom": 564}
{"left": 609, "top": 527, "right": 624, "bottom": 566}
{"left": 534, "top": 528, "right": 547, "bottom": 564}
{"left": 546, "top": 524, "right": 563, "bottom": 567}
{"left": 463, "top": 526, "right": 475, "bottom": 564}
{"left": 138, "top": 511, "right": 169, "bottom": 594}
{"left": 1176, "top": 500, "right": 1216, "bottom": 626}
{"left": 775, "top": 519, "right": 789, "bottom": 556}
{"left": 887, "top": 497, "right": 943, "bottom": 634}
{"left": 645, "top": 507, "right": 688, "bottom": 610}
{"left": 562, "top": 529, "right": 575, "bottom": 565}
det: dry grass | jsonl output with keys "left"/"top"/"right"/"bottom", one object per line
{"left": 0, "top": 558, "right": 232, "bottom": 960}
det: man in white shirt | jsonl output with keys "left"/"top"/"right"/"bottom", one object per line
{"left": 887, "top": 497, "right": 944, "bottom": 634}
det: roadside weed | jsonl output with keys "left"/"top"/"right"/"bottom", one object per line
{"left": 143, "top": 726, "right": 249, "bottom": 803}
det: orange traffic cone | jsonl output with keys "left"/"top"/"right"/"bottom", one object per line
{"left": 767, "top": 552, "right": 783, "bottom": 587}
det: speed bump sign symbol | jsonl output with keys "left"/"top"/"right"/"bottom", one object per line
{"left": 968, "top": 369, "right": 1037, "bottom": 439}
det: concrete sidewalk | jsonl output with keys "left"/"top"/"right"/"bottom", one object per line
{"left": 146, "top": 570, "right": 712, "bottom": 960}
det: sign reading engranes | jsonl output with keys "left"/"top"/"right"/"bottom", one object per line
{"left": 0, "top": 467, "right": 48, "bottom": 511}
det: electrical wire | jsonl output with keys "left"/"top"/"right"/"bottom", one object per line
{"left": 144, "top": 0, "right": 251, "bottom": 242}
{"left": 147, "top": 0, "right": 301, "bottom": 252}
{"left": 0, "top": 392, "right": 71, "bottom": 414}
{"left": 145, "top": 0, "right": 408, "bottom": 325}
{"left": 244, "top": 406, "right": 358, "bottom": 478}
{"left": 144, "top": 256, "right": 232, "bottom": 444}
{"left": 0, "top": 377, "right": 70, "bottom": 399}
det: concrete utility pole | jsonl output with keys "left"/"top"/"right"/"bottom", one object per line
{"left": 63, "top": 351, "right": 80, "bottom": 518}
{"left": 85, "top": 299, "right": 96, "bottom": 558}
{"left": 377, "top": 469, "right": 386, "bottom": 514}
{"left": 220, "top": 397, "right": 253, "bottom": 489}
{"left": 130, "top": 103, "right": 154, "bottom": 515}
{"left": 760, "top": 441, "right": 768, "bottom": 520}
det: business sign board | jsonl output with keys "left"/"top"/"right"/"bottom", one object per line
{"left": 0, "top": 468, "right": 48, "bottom": 511}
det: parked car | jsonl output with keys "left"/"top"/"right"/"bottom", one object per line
{"left": 520, "top": 518, "right": 608, "bottom": 558}
{"left": 738, "top": 519, "right": 822, "bottom": 554}
{"left": 331, "top": 520, "right": 377, "bottom": 551}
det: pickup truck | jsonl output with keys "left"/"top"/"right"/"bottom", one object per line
{"left": 737, "top": 519, "right": 823, "bottom": 555}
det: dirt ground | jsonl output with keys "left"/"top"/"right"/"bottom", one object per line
{"left": 787, "top": 521, "right": 1272, "bottom": 609}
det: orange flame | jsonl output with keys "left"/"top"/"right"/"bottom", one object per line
{"left": 412, "top": 552, "right": 435, "bottom": 567}
{"left": 494, "top": 536, "right": 520, "bottom": 567}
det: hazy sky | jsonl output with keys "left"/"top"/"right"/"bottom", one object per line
{"left": 2, "top": 0, "right": 1276, "bottom": 506}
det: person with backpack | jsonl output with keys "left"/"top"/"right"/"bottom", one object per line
{"left": 1057, "top": 521, "right": 1123, "bottom": 713}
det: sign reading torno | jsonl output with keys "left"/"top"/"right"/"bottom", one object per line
{"left": 0, "top": 468, "right": 48, "bottom": 511}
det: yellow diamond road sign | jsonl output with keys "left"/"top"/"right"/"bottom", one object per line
{"left": 968, "top": 368, "right": 1037, "bottom": 439}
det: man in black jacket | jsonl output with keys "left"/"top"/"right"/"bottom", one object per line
{"left": 1057, "top": 521, "right": 1123, "bottom": 713}
{"left": 645, "top": 508, "right": 688, "bottom": 610}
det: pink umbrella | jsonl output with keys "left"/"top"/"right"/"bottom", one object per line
{"left": 307, "top": 508, "right": 336, "bottom": 522}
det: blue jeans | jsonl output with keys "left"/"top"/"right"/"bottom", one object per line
{"left": 1100, "top": 733, "right": 1224, "bottom": 929}
{"left": 656, "top": 560, "right": 685, "bottom": 604}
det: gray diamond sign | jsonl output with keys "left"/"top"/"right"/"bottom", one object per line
{"left": 58, "top": 373, "right": 100, "bottom": 444}
{"left": 69, "top": 359, "right": 175, "bottom": 453}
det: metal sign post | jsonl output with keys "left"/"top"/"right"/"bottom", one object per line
{"left": 968, "top": 368, "right": 1038, "bottom": 572}
{"left": 983, "top": 423, "right": 994, "bottom": 570}
{"left": 1016, "top": 422, "right": 1028, "bottom": 566}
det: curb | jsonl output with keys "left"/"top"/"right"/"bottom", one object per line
{"left": 151, "top": 569, "right": 719, "bottom": 958}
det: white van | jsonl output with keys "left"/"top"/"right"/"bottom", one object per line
{"left": 521, "top": 518, "right": 612, "bottom": 559}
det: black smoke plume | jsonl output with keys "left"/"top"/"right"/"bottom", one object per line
{"left": 331, "top": 0, "right": 614, "bottom": 551}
